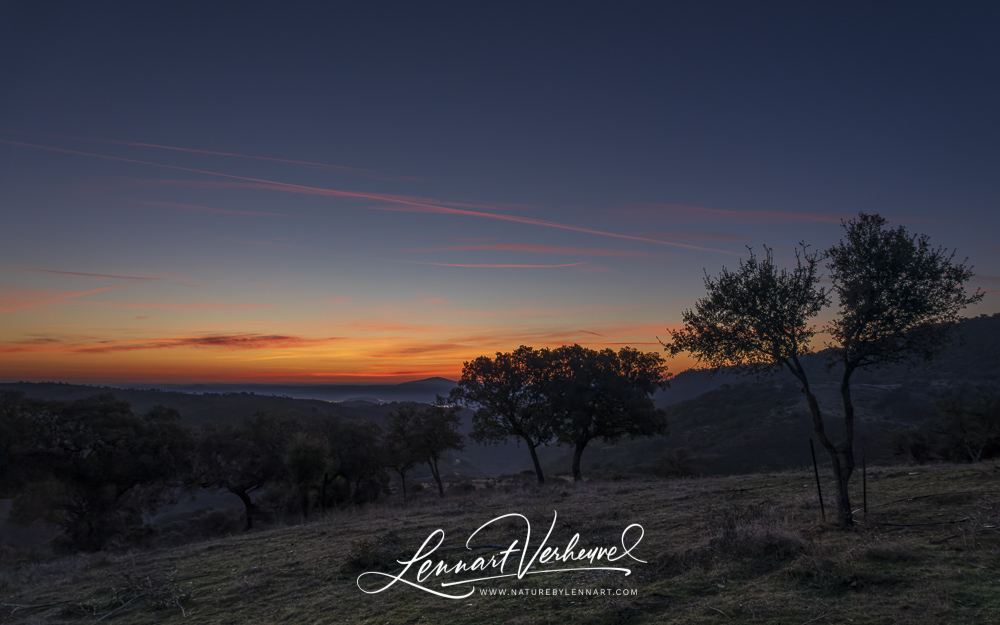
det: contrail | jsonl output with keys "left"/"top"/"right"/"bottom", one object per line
{"left": 1, "top": 139, "right": 737, "bottom": 255}
{"left": 0, "top": 129, "right": 412, "bottom": 180}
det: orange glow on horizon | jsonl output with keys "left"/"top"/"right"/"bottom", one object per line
{"left": 0, "top": 331, "right": 697, "bottom": 385}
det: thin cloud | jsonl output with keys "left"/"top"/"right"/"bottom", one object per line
{"left": 17, "top": 268, "right": 156, "bottom": 281}
{"left": 409, "top": 243, "right": 661, "bottom": 258}
{"left": 0, "top": 129, "right": 414, "bottom": 181}
{"left": 368, "top": 205, "right": 737, "bottom": 254}
{"left": 1, "top": 141, "right": 737, "bottom": 256}
{"left": 0, "top": 275, "right": 170, "bottom": 314}
{"left": 633, "top": 231, "right": 750, "bottom": 243}
{"left": 373, "top": 192, "right": 535, "bottom": 212}
{"left": 624, "top": 204, "right": 948, "bottom": 225}
{"left": 127, "top": 179, "right": 531, "bottom": 214}
{"left": 64, "top": 301, "right": 274, "bottom": 311}
{"left": 2, "top": 333, "right": 344, "bottom": 354}
{"left": 386, "top": 260, "right": 589, "bottom": 268}
{"left": 623, "top": 203, "right": 846, "bottom": 223}
{"left": 137, "top": 200, "right": 301, "bottom": 217}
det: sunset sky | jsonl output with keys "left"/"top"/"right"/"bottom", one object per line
{"left": 2, "top": 3, "right": 998, "bottom": 384}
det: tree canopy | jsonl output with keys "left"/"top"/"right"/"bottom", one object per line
{"left": 826, "top": 213, "right": 984, "bottom": 371}
{"left": 450, "top": 346, "right": 555, "bottom": 483}
{"left": 548, "top": 345, "right": 669, "bottom": 481}
{"left": 664, "top": 214, "right": 982, "bottom": 527}
{"left": 4, "top": 394, "right": 193, "bottom": 551}
{"left": 387, "top": 399, "right": 464, "bottom": 497}
{"left": 664, "top": 245, "right": 828, "bottom": 378}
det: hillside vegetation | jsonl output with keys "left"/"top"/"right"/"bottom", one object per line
{"left": 3, "top": 314, "right": 998, "bottom": 485}
{"left": 2, "top": 463, "right": 998, "bottom": 624}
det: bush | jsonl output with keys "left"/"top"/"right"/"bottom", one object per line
{"left": 705, "top": 504, "right": 807, "bottom": 571}
{"left": 651, "top": 448, "right": 696, "bottom": 478}
{"left": 341, "top": 531, "right": 404, "bottom": 573}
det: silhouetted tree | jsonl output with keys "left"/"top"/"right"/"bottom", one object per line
{"left": 417, "top": 398, "right": 465, "bottom": 497}
{"left": 386, "top": 400, "right": 465, "bottom": 497}
{"left": 934, "top": 386, "right": 1000, "bottom": 463}
{"left": 548, "top": 345, "right": 669, "bottom": 481}
{"left": 285, "top": 430, "right": 327, "bottom": 518}
{"left": 333, "top": 420, "right": 389, "bottom": 504}
{"left": 822, "top": 213, "right": 984, "bottom": 521}
{"left": 384, "top": 404, "right": 420, "bottom": 501}
{"left": 662, "top": 245, "right": 841, "bottom": 518}
{"left": 0, "top": 391, "right": 34, "bottom": 497}
{"left": 450, "top": 346, "right": 555, "bottom": 484}
{"left": 666, "top": 213, "right": 983, "bottom": 528}
{"left": 5, "top": 395, "right": 193, "bottom": 551}
{"left": 195, "top": 412, "right": 290, "bottom": 530}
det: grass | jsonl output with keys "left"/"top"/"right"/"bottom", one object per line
{"left": 2, "top": 462, "right": 999, "bottom": 624}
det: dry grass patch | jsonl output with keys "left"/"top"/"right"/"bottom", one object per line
{"left": 2, "top": 464, "right": 999, "bottom": 624}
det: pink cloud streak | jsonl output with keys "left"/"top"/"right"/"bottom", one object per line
{"left": 624, "top": 203, "right": 847, "bottom": 223}
{"left": 409, "top": 243, "right": 661, "bottom": 257}
{"left": 0, "top": 275, "right": 170, "bottom": 314}
{"left": 1, "top": 333, "right": 343, "bottom": 354}
{"left": 624, "top": 204, "right": 947, "bottom": 226}
{"left": 369, "top": 205, "right": 737, "bottom": 254}
{"left": 387, "top": 260, "right": 589, "bottom": 268}
{"left": 64, "top": 301, "right": 274, "bottom": 311}
{"left": 18, "top": 268, "right": 155, "bottom": 281}
{"left": 0, "top": 129, "right": 413, "bottom": 181}
{"left": 3, "top": 140, "right": 736, "bottom": 255}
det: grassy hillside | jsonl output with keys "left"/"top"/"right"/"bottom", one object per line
{"left": 2, "top": 463, "right": 998, "bottom": 624}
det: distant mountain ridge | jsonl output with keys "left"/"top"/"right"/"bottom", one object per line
{"left": 3, "top": 313, "right": 997, "bottom": 478}
{"left": 0, "top": 377, "right": 460, "bottom": 407}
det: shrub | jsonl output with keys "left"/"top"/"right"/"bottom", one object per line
{"left": 705, "top": 503, "right": 808, "bottom": 572}
{"left": 651, "top": 448, "right": 696, "bottom": 478}
{"left": 341, "top": 531, "right": 404, "bottom": 573}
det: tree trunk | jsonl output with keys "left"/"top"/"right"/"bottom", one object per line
{"left": 525, "top": 439, "right": 545, "bottom": 484}
{"left": 320, "top": 473, "right": 329, "bottom": 516}
{"left": 429, "top": 456, "right": 445, "bottom": 497}
{"left": 396, "top": 468, "right": 408, "bottom": 502}
{"left": 231, "top": 488, "right": 256, "bottom": 530}
{"left": 572, "top": 440, "right": 589, "bottom": 482}
{"left": 836, "top": 366, "right": 858, "bottom": 527}
{"left": 353, "top": 476, "right": 363, "bottom": 503}
{"left": 788, "top": 355, "right": 853, "bottom": 528}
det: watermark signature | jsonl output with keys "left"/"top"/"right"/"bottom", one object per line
{"left": 356, "top": 511, "right": 645, "bottom": 599}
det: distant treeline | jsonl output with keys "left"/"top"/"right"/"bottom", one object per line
{"left": 0, "top": 343, "right": 672, "bottom": 553}
{"left": 0, "top": 391, "right": 460, "bottom": 552}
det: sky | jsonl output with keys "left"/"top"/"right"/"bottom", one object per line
{"left": 1, "top": 2, "right": 998, "bottom": 384}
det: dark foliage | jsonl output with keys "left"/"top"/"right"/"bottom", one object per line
{"left": 3, "top": 394, "right": 193, "bottom": 551}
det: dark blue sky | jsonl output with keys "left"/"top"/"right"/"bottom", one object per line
{"left": 1, "top": 2, "right": 997, "bottom": 382}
